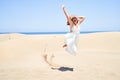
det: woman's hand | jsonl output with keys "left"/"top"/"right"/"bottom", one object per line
{"left": 62, "top": 5, "right": 65, "bottom": 9}
{"left": 79, "top": 16, "right": 86, "bottom": 19}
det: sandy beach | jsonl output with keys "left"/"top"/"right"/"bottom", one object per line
{"left": 0, "top": 32, "right": 120, "bottom": 80}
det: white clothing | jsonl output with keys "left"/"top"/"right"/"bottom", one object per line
{"left": 64, "top": 25, "right": 80, "bottom": 55}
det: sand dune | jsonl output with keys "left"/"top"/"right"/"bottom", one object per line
{"left": 0, "top": 32, "right": 120, "bottom": 80}
{"left": 79, "top": 32, "right": 120, "bottom": 52}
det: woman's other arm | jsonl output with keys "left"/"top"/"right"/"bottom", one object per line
{"left": 78, "top": 16, "right": 86, "bottom": 25}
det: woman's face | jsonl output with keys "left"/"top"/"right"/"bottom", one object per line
{"left": 72, "top": 17, "right": 78, "bottom": 25}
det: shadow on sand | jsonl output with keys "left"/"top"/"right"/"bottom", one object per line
{"left": 51, "top": 67, "right": 74, "bottom": 72}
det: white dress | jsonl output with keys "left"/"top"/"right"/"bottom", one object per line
{"left": 64, "top": 25, "right": 80, "bottom": 55}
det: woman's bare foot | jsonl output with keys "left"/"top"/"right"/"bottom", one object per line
{"left": 63, "top": 44, "right": 67, "bottom": 48}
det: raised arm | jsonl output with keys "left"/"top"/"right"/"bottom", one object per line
{"left": 78, "top": 16, "right": 86, "bottom": 25}
{"left": 62, "top": 5, "right": 73, "bottom": 27}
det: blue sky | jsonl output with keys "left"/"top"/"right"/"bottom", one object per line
{"left": 0, "top": 0, "right": 120, "bottom": 32}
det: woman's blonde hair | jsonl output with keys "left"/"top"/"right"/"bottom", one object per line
{"left": 67, "top": 15, "right": 78, "bottom": 25}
